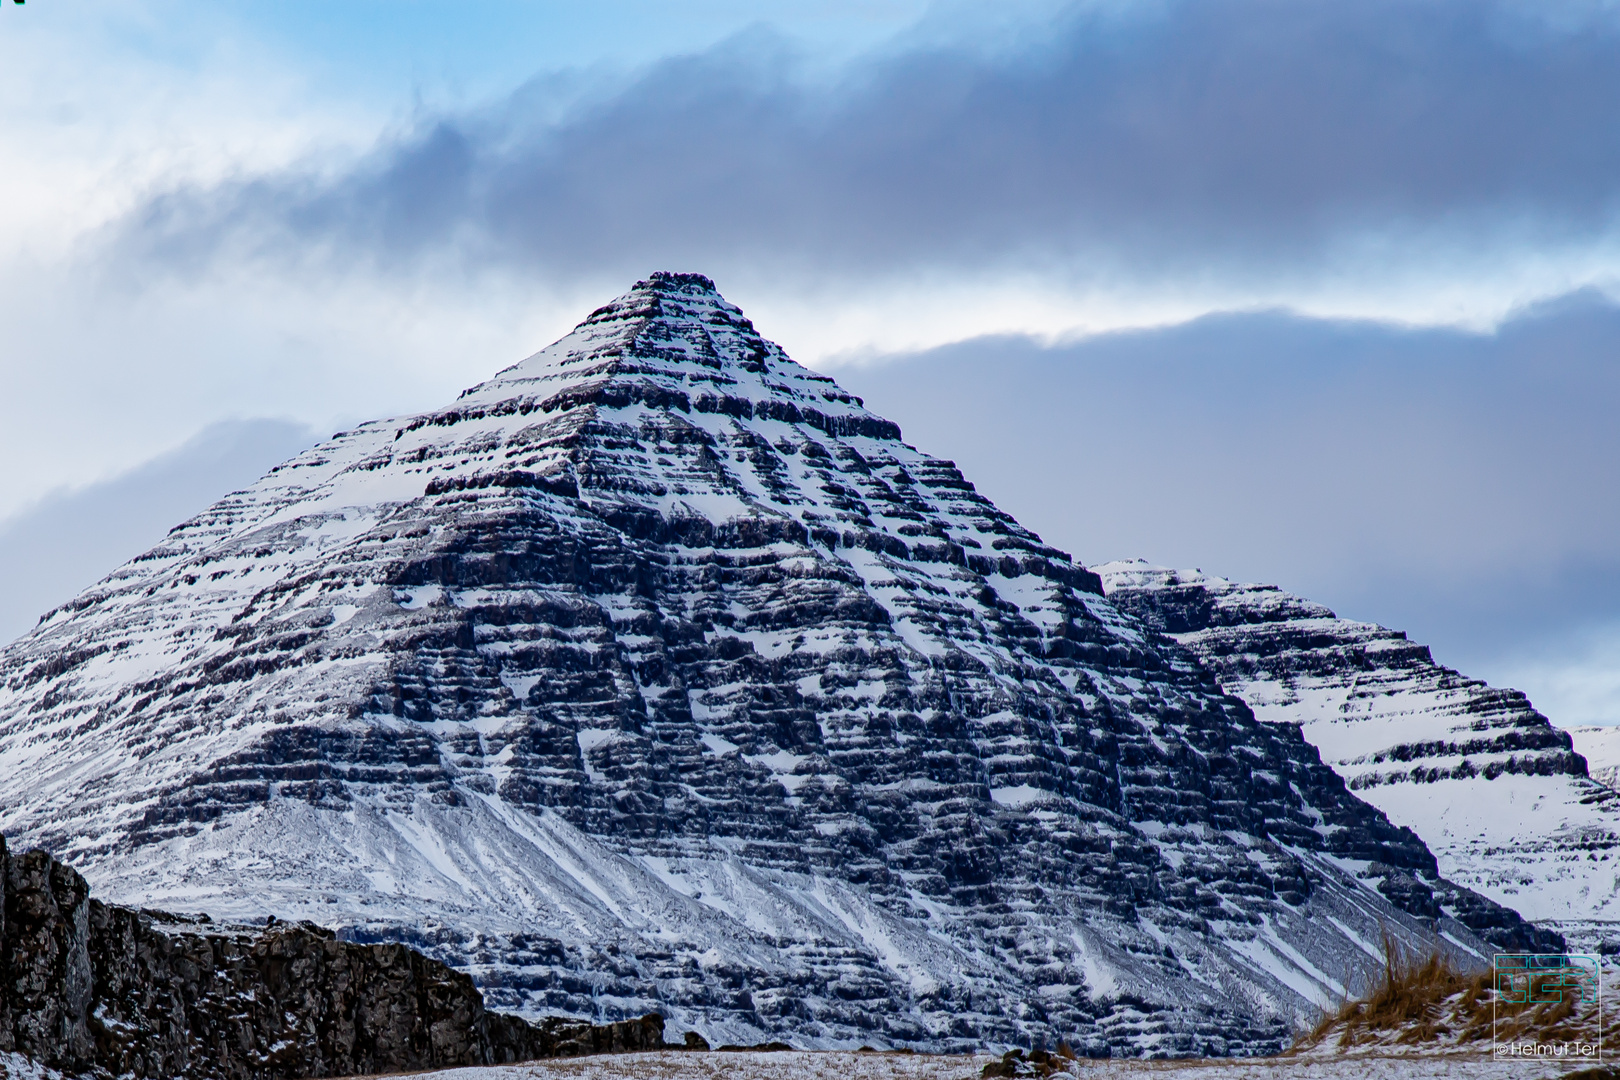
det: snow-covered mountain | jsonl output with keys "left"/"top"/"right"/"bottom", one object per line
{"left": 1097, "top": 560, "right": 1620, "bottom": 947}
{"left": 1568, "top": 726, "right": 1620, "bottom": 793}
{"left": 0, "top": 275, "right": 1552, "bottom": 1055}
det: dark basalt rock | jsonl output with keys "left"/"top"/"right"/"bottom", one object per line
{"left": 980, "top": 1047, "right": 1077, "bottom": 1077}
{"left": 0, "top": 837, "right": 674, "bottom": 1078}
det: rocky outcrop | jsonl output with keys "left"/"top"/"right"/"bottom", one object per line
{"left": 0, "top": 836, "right": 673, "bottom": 1078}
{"left": 0, "top": 274, "right": 1551, "bottom": 1055}
{"left": 1098, "top": 560, "right": 1620, "bottom": 936}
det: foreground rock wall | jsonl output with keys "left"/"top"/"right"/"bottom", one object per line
{"left": 0, "top": 836, "right": 670, "bottom": 1078}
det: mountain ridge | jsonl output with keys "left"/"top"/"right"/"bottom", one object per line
{"left": 0, "top": 273, "right": 1553, "bottom": 1055}
{"left": 1097, "top": 559, "right": 1619, "bottom": 946}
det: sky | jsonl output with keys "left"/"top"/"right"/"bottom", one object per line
{"left": 3, "top": 0, "right": 1620, "bottom": 725}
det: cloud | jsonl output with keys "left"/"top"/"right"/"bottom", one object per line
{"left": 113, "top": 0, "right": 1620, "bottom": 300}
{"left": 22, "top": 0, "right": 1620, "bottom": 517}
{"left": 13, "top": 0, "right": 1620, "bottom": 714}
{"left": 835, "top": 289, "right": 1620, "bottom": 715}
{"left": 1492, "top": 622, "right": 1620, "bottom": 728}
{"left": 0, "top": 419, "right": 317, "bottom": 645}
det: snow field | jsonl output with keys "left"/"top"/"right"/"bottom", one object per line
{"left": 367, "top": 1049, "right": 1613, "bottom": 1080}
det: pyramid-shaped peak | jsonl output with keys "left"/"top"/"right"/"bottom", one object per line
{"left": 573, "top": 271, "right": 735, "bottom": 327}
{"left": 457, "top": 271, "right": 876, "bottom": 431}
{"left": 569, "top": 269, "right": 754, "bottom": 343}
{"left": 0, "top": 268, "right": 1558, "bottom": 1056}
{"left": 633, "top": 269, "right": 721, "bottom": 296}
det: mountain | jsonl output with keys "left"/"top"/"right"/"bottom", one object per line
{"left": 0, "top": 274, "right": 1552, "bottom": 1056}
{"left": 1097, "top": 560, "right": 1620, "bottom": 949}
{"left": 1568, "top": 726, "right": 1620, "bottom": 793}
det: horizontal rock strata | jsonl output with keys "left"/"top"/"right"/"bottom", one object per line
{"left": 0, "top": 274, "right": 1553, "bottom": 1055}
{"left": 1098, "top": 560, "right": 1620, "bottom": 932}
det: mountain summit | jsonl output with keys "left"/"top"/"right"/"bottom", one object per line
{"left": 0, "top": 273, "right": 1552, "bottom": 1054}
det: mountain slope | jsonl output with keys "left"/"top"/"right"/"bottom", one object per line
{"left": 1568, "top": 726, "right": 1620, "bottom": 792}
{"left": 0, "top": 275, "right": 1551, "bottom": 1055}
{"left": 1097, "top": 560, "right": 1620, "bottom": 943}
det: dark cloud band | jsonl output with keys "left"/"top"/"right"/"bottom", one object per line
{"left": 121, "top": 0, "right": 1620, "bottom": 284}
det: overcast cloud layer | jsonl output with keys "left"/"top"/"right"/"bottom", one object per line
{"left": 121, "top": 0, "right": 1620, "bottom": 308}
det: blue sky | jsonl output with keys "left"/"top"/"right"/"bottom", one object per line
{"left": 4, "top": 0, "right": 1620, "bottom": 725}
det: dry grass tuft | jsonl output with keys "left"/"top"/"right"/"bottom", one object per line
{"left": 1300, "top": 932, "right": 1489, "bottom": 1049}
{"left": 1294, "top": 931, "right": 1607, "bottom": 1054}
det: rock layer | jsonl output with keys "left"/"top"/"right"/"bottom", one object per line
{"left": 1098, "top": 560, "right": 1620, "bottom": 935}
{"left": 0, "top": 835, "right": 673, "bottom": 1078}
{"left": 0, "top": 274, "right": 1552, "bottom": 1055}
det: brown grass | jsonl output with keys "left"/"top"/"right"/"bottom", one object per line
{"left": 1293, "top": 932, "right": 1606, "bottom": 1054}
{"left": 1297, "top": 932, "right": 1487, "bottom": 1049}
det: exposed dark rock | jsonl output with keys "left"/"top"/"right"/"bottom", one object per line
{"left": 0, "top": 837, "right": 675, "bottom": 1078}
{"left": 980, "top": 1047, "right": 1077, "bottom": 1077}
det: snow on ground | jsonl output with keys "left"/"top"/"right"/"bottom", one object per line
{"left": 1072, "top": 1055, "right": 1608, "bottom": 1079}
{"left": 395, "top": 1052, "right": 980, "bottom": 1080}
{"left": 370, "top": 1049, "right": 1612, "bottom": 1080}
{"left": 9, "top": 1048, "right": 1614, "bottom": 1080}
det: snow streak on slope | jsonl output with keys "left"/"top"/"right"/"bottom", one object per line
{"left": 1098, "top": 561, "right": 1620, "bottom": 933}
{"left": 0, "top": 276, "right": 1553, "bottom": 1055}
